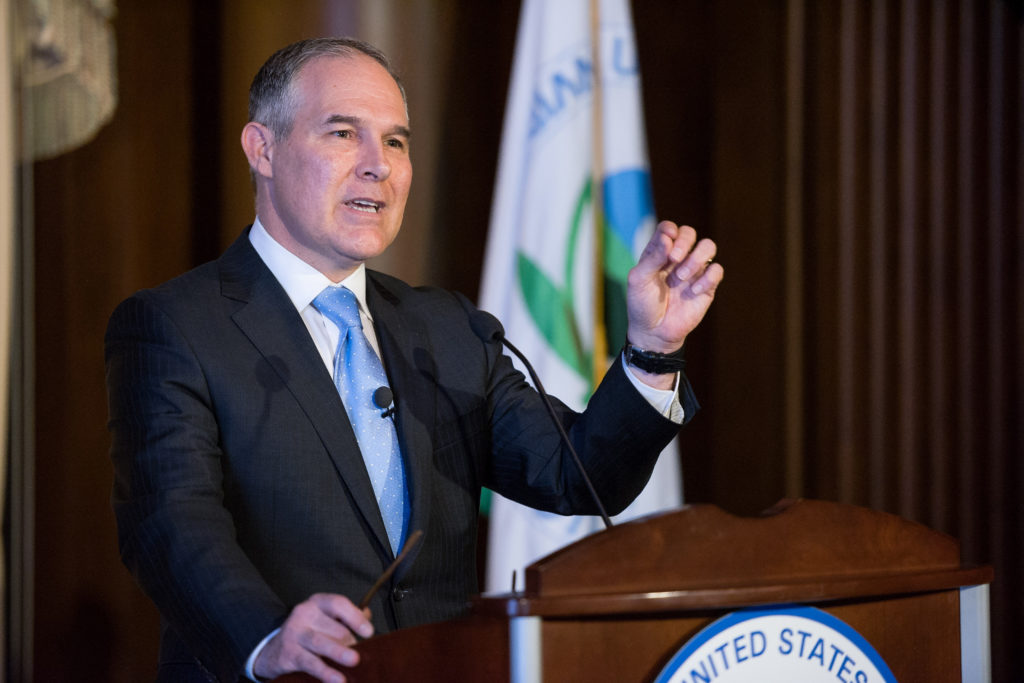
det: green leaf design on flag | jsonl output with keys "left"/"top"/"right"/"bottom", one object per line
{"left": 516, "top": 252, "right": 591, "bottom": 379}
{"left": 515, "top": 176, "right": 598, "bottom": 385}
{"left": 516, "top": 175, "right": 636, "bottom": 390}
{"left": 516, "top": 169, "right": 643, "bottom": 393}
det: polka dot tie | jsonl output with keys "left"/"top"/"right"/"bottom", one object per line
{"left": 313, "top": 285, "right": 408, "bottom": 555}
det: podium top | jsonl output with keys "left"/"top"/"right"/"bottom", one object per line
{"left": 478, "top": 499, "right": 992, "bottom": 617}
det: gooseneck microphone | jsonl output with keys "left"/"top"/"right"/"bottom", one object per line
{"left": 373, "top": 386, "right": 396, "bottom": 418}
{"left": 468, "top": 310, "right": 613, "bottom": 529}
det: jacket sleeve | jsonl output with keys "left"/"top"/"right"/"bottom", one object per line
{"left": 459, "top": 294, "right": 696, "bottom": 516}
{"left": 105, "top": 293, "right": 285, "bottom": 682}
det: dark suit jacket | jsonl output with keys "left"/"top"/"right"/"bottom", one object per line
{"left": 105, "top": 230, "right": 694, "bottom": 682}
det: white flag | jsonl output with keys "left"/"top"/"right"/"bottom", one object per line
{"left": 481, "top": 0, "right": 682, "bottom": 594}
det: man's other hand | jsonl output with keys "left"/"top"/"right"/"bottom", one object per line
{"left": 255, "top": 593, "right": 374, "bottom": 683}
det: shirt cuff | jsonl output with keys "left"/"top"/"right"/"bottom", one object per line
{"left": 245, "top": 628, "right": 281, "bottom": 682}
{"left": 621, "top": 356, "right": 685, "bottom": 424}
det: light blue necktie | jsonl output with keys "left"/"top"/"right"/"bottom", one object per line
{"left": 313, "top": 285, "right": 408, "bottom": 554}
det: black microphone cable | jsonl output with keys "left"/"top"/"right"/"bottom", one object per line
{"left": 469, "top": 310, "right": 613, "bottom": 529}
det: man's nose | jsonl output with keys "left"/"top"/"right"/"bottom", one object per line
{"left": 356, "top": 141, "right": 391, "bottom": 181}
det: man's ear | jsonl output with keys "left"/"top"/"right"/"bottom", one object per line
{"left": 241, "top": 122, "right": 274, "bottom": 178}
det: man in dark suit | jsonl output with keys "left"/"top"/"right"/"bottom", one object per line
{"left": 105, "top": 38, "right": 723, "bottom": 683}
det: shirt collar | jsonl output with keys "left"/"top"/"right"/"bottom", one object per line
{"left": 248, "top": 217, "right": 371, "bottom": 318}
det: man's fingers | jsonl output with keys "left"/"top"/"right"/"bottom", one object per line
{"left": 254, "top": 594, "right": 373, "bottom": 681}
{"left": 255, "top": 632, "right": 352, "bottom": 682}
{"left": 667, "top": 238, "right": 718, "bottom": 288}
{"left": 258, "top": 625, "right": 359, "bottom": 682}
{"left": 689, "top": 262, "right": 725, "bottom": 296}
{"left": 311, "top": 593, "right": 375, "bottom": 639}
{"left": 665, "top": 224, "right": 698, "bottom": 265}
{"left": 299, "top": 628, "right": 360, "bottom": 665}
{"left": 633, "top": 222, "right": 682, "bottom": 277}
{"left": 637, "top": 223, "right": 713, "bottom": 283}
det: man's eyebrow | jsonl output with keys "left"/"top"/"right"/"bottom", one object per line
{"left": 324, "top": 114, "right": 411, "bottom": 140}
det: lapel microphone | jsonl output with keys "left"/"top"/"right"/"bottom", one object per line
{"left": 468, "top": 309, "right": 613, "bottom": 529}
{"left": 373, "top": 386, "right": 396, "bottom": 418}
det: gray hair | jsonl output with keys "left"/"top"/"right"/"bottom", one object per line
{"left": 248, "top": 37, "right": 407, "bottom": 139}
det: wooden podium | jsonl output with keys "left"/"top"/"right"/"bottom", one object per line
{"left": 287, "top": 499, "right": 993, "bottom": 682}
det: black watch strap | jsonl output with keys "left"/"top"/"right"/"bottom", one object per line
{"left": 622, "top": 341, "right": 686, "bottom": 374}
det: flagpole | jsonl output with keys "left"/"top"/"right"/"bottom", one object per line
{"left": 589, "top": 0, "right": 608, "bottom": 388}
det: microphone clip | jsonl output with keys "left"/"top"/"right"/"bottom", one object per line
{"left": 373, "top": 386, "right": 396, "bottom": 419}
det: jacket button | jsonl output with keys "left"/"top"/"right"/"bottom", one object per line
{"left": 391, "top": 586, "right": 411, "bottom": 602}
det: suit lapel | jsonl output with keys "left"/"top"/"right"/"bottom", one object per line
{"left": 367, "top": 273, "right": 435, "bottom": 568}
{"left": 218, "top": 233, "right": 393, "bottom": 556}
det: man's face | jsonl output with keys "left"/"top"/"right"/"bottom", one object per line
{"left": 257, "top": 53, "right": 412, "bottom": 281}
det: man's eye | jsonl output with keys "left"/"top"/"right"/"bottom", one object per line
{"left": 386, "top": 138, "right": 406, "bottom": 150}
{"left": 332, "top": 129, "right": 353, "bottom": 138}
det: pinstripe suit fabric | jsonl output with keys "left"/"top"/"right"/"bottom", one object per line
{"left": 105, "top": 230, "right": 691, "bottom": 682}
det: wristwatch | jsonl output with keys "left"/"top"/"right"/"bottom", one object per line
{"left": 621, "top": 341, "right": 686, "bottom": 374}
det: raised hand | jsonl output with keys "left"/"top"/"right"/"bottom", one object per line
{"left": 626, "top": 221, "right": 723, "bottom": 358}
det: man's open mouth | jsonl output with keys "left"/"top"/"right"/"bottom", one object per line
{"left": 346, "top": 199, "right": 382, "bottom": 214}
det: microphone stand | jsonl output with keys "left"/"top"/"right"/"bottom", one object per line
{"left": 498, "top": 335, "right": 613, "bottom": 529}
